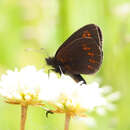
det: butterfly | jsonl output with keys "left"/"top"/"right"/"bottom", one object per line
{"left": 45, "top": 24, "right": 103, "bottom": 84}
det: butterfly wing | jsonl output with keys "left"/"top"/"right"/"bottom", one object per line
{"left": 55, "top": 38, "right": 103, "bottom": 75}
{"left": 55, "top": 24, "right": 102, "bottom": 57}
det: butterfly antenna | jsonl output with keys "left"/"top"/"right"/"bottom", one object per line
{"left": 24, "top": 48, "right": 49, "bottom": 57}
{"left": 40, "top": 48, "right": 49, "bottom": 57}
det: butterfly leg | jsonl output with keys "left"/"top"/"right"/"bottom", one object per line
{"left": 70, "top": 74, "right": 86, "bottom": 84}
{"left": 48, "top": 69, "right": 55, "bottom": 78}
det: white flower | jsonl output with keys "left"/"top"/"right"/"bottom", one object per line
{"left": 0, "top": 66, "right": 48, "bottom": 105}
{"left": 0, "top": 65, "right": 120, "bottom": 117}
{"left": 39, "top": 75, "right": 120, "bottom": 117}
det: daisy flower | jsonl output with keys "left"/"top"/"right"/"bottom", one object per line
{"left": 0, "top": 66, "right": 120, "bottom": 130}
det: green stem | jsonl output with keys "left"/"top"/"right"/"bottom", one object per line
{"left": 21, "top": 105, "right": 28, "bottom": 130}
{"left": 64, "top": 114, "right": 71, "bottom": 130}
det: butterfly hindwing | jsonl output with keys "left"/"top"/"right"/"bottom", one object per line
{"left": 56, "top": 38, "right": 103, "bottom": 75}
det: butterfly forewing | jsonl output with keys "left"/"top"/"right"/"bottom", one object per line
{"left": 56, "top": 38, "right": 103, "bottom": 74}
{"left": 55, "top": 24, "right": 102, "bottom": 57}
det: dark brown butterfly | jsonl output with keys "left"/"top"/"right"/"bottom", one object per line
{"left": 46, "top": 24, "right": 103, "bottom": 84}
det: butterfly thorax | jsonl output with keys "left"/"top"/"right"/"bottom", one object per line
{"left": 45, "top": 57, "right": 62, "bottom": 74}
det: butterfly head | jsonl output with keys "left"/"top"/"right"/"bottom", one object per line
{"left": 45, "top": 57, "right": 61, "bottom": 74}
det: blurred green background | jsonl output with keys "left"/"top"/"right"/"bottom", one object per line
{"left": 0, "top": 0, "right": 130, "bottom": 130}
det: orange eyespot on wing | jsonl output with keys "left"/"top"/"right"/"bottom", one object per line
{"left": 88, "top": 52, "right": 94, "bottom": 57}
{"left": 88, "top": 65, "right": 94, "bottom": 70}
{"left": 82, "top": 30, "right": 91, "bottom": 38}
{"left": 89, "top": 59, "right": 97, "bottom": 64}
{"left": 82, "top": 44, "right": 91, "bottom": 51}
